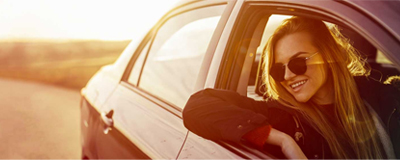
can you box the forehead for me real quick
[274,31,317,63]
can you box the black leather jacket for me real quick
[182,77,400,159]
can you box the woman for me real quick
[183,16,400,159]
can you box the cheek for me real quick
[307,64,329,85]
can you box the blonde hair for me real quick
[263,16,384,159]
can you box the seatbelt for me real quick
[364,100,395,159]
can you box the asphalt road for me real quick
[0,78,81,158]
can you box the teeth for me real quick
[291,80,307,88]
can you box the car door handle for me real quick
[101,110,114,134]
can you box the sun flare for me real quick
[0,0,179,41]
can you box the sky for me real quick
[0,0,179,41]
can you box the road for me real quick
[0,78,81,158]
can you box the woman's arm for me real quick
[182,88,279,143]
[182,88,307,159]
[267,128,307,159]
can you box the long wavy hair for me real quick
[262,16,384,159]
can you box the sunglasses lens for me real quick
[288,58,307,75]
[270,58,308,82]
[270,64,285,82]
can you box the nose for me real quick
[284,66,296,81]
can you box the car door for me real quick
[93,1,230,159]
[179,0,400,159]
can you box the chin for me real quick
[294,94,311,103]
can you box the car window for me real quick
[128,42,150,86]
[256,15,335,56]
[256,15,292,55]
[237,11,400,158]
[139,5,226,108]
[376,50,393,64]
[247,14,400,99]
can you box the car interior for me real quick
[235,13,400,159]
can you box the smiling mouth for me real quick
[290,80,308,89]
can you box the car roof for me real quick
[173,0,400,42]
[343,0,400,42]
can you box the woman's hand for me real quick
[266,128,307,159]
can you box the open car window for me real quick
[245,14,400,100]
[227,10,400,158]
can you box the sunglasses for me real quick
[270,51,319,82]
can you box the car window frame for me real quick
[243,0,400,67]
[120,1,233,116]
[121,31,154,84]
[217,1,400,95]
[137,5,228,109]
[124,36,152,86]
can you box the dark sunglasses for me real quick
[270,51,319,82]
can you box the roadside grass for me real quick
[0,40,130,90]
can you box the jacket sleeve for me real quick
[182,88,281,143]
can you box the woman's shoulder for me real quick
[354,76,400,97]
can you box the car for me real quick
[80,0,400,159]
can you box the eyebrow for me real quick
[289,52,309,60]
